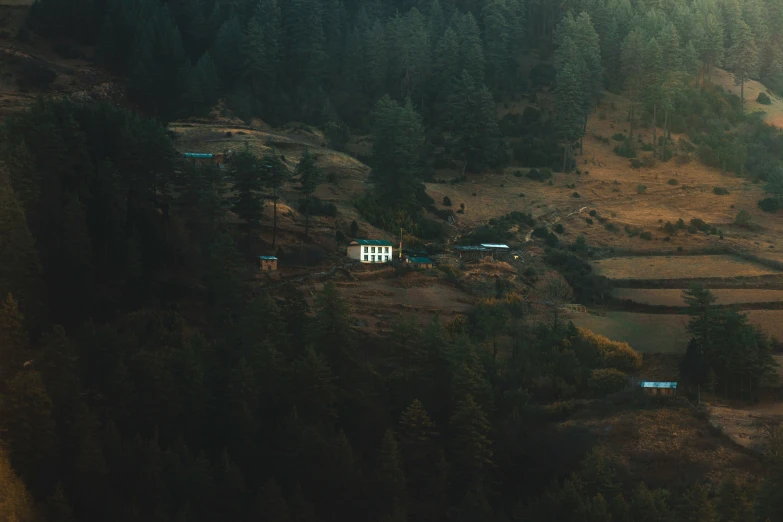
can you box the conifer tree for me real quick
[229,148,263,243]
[0,445,37,522]
[555,59,584,171]
[446,70,502,172]
[182,52,220,116]
[364,20,388,101]
[449,394,494,494]
[261,150,289,247]
[0,174,44,326]
[295,150,322,237]
[676,483,716,522]
[398,399,447,522]
[453,12,485,85]
[716,476,753,522]
[482,0,510,92]
[433,27,461,118]
[292,347,339,425]
[310,282,356,377]
[727,20,758,112]
[370,96,425,210]
[212,15,244,89]
[372,429,407,519]
[45,482,78,522]
[0,370,58,497]
[388,8,431,102]
[621,29,647,141]
[0,293,29,384]
[258,479,291,522]
[698,12,725,84]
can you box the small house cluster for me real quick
[454,243,511,261]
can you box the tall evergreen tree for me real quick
[445,70,502,172]
[372,429,407,519]
[211,15,244,89]
[555,58,584,171]
[295,150,322,237]
[482,0,511,92]
[449,394,494,495]
[398,399,447,522]
[727,20,758,112]
[261,149,290,247]
[229,148,264,244]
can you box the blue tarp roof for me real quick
[183,153,213,158]
[259,256,277,260]
[408,257,433,264]
[641,382,677,389]
[352,239,393,246]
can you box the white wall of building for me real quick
[347,244,394,263]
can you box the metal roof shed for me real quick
[352,239,394,246]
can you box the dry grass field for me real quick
[613,288,783,306]
[591,255,780,280]
[744,310,783,341]
[570,312,690,353]
[712,67,783,129]
[563,404,763,488]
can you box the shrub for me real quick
[17,63,57,90]
[572,192,580,198]
[604,222,619,233]
[758,198,780,212]
[639,231,653,240]
[663,221,677,235]
[687,225,697,233]
[641,143,654,151]
[758,92,772,105]
[677,246,684,252]
[675,153,692,165]
[589,210,597,217]
[637,184,647,194]
[324,121,350,151]
[532,226,549,239]
[735,210,751,227]
[585,217,593,225]
[335,229,346,243]
[612,133,626,141]
[614,139,637,158]
[589,369,630,397]
[690,218,709,232]
[299,197,337,217]
[527,168,552,182]
[676,218,686,230]
[442,196,452,206]
[554,224,565,234]
[513,170,523,177]
[713,186,729,195]
[350,220,359,237]
[630,159,642,169]
[545,232,560,247]
[667,178,679,185]
[578,327,642,372]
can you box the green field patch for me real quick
[591,255,780,281]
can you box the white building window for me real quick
[385,247,389,253]
[364,246,368,253]
[371,255,375,261]
[371,247,376,253]
[364,255,368,261]
[385,255,389,261]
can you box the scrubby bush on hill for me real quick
[758,92,772,105]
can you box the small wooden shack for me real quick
[454,245,489,261]
[406,256,434,269]
[640,381,677,397]
[259,255,278,271]
[183,152,226,166]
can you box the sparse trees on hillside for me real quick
[621,29,647,142]
[555,59,584,171]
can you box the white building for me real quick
[347,239,394,263]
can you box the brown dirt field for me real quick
[613,288,783,306]
[745,310,783,340]
[564,404,763,488]
[591,255,780,280]
[707,401,782,451]
[712,67,783,129]
[570,312,689,353]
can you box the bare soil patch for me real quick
[591,255,779,280]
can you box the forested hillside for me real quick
[3,0,783,521]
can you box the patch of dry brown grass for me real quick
[613,288,783,306]
[591,255,780,280]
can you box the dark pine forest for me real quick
[2,0,783,521]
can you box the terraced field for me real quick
[569,312,690,353]
[591,255,780,280]
[613,288,783,306]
